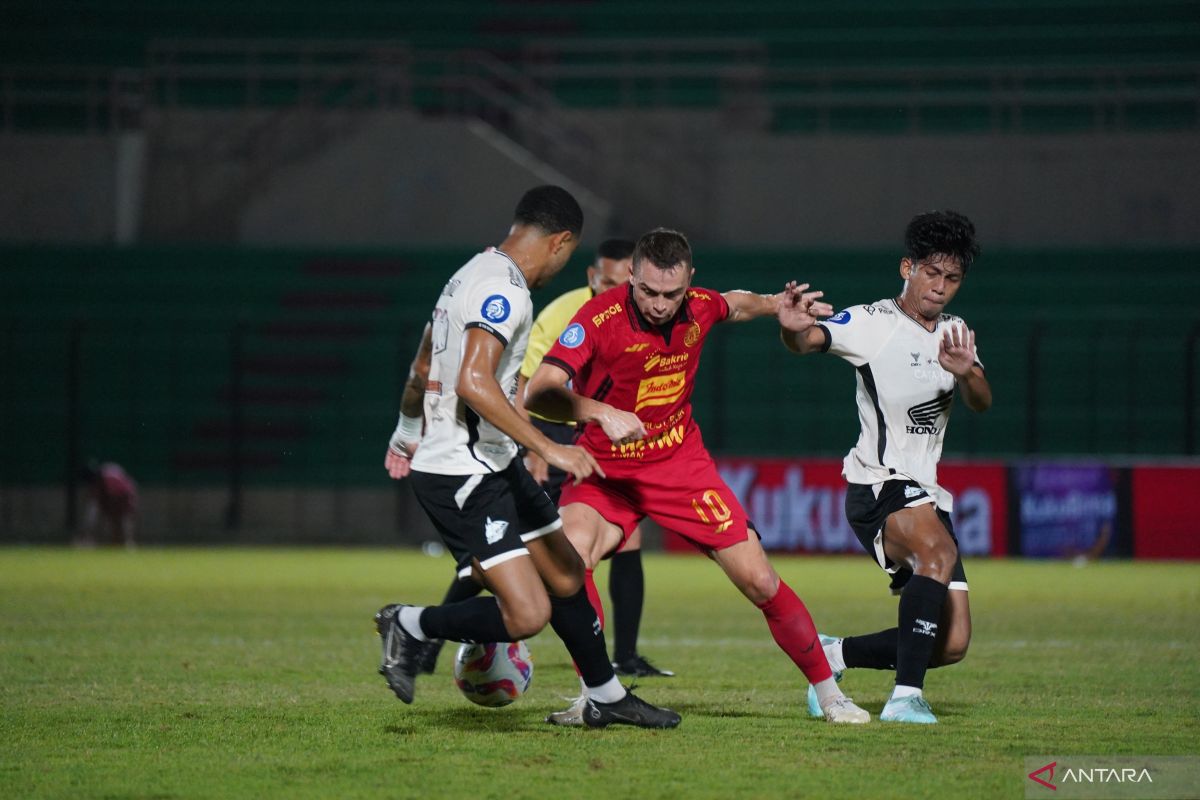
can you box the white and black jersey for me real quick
[818,298,982,512]
[411,249,533,475]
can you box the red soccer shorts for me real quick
[560,439,750,554]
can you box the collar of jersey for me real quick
[890,297,942,333]
[492,248,527,289]
[625,283,693,337]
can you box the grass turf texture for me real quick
[1,549,1197,799]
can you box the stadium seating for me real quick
[4,245,1197,486]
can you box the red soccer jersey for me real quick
[542,284,730,463]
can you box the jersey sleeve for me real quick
[541,302,600,380]
[462,272,531,348]
[819,305,886,367]
[694,288,731,325]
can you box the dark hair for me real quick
[513,185,584,237]
[596,238,635,261]
[633,228,692,272]
[905,210,980,273]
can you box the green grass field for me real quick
[1,548,1197,799]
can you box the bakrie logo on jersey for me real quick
[827,310,851,324]
[559,323,586,348]
[481,295,511,323]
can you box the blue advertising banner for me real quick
[1012,463,1130,558]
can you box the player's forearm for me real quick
[956,368,992,412]
[458,373,556,457]
[723,290,778,322]
[524,383,597,425]
[400,324,433,418]
[780,326,823,355]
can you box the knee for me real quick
[913,541,958,584]
[545,569,583,599]
[502,597,551,640]
[740,569,781,606]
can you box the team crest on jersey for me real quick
[827,310,851,324]
[559,323,586,348]
[481,295,511,323]
[684,321,702,347]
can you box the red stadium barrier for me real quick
[1131,466,1200,560]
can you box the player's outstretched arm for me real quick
[724,283,834,324]
[458,329,605,482]
[938,325,992,412]
[778,281,834,354]
[526,362,646,446]
[385,323,433,479]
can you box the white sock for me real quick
[585,676,627,704]
[891,684,923,700]
[825,638,847,673]
[397,606,429,642]
[813,677,843,709]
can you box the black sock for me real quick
[608,550,644,663]
[441,575,484,606]
[548,587,615,689]
[895,574,948,689]
[842,629,898,670]
[418,597,511,644]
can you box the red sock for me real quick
[584,568,606,629]
[756,580,833,684]
[572,568,606,679]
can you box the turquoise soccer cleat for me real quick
[880,693,938,724]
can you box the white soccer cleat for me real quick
[880,693,937,724]
[544,694,587,727]
[822,695,870,724]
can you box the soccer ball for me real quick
[453,641,534,707]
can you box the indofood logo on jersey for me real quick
[643,352,689,372]
[634,371,687,412]
[481,295,511,323]
[906,391,953,434]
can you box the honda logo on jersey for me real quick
[906,391,953,434]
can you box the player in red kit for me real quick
[526,228,871,725]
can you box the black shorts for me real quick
[530,417,577,505]
[410,460,561,578]
[844,480,968,593]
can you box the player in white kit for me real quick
[376,185,679,729]
[778,210,991,724]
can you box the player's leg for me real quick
[609,525,674,678]
[376,469,549,704]
[522,474,679,729]
[875,500,958,723]
[419,574,485,674]
[709,533,867,723]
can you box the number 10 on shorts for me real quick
[692,489,734,534]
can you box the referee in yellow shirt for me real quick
[420,239,674,679]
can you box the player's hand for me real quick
[543,443,606,485]
[777,281,834,332]
[385,442,418,479]
[938,323,977,377]
[524,449,551,485]
[595,407,646,447]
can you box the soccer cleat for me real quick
[374,604,425,704]
[880,693,938,724]
[806,634,844,718]
[821,696,871,724]
[612,654,675,678]
[583,690,682,729]
[418,639,445,675]
[544,694,588,727]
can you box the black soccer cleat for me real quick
[612,654,675,678]
[374,603,425,704]
[583,690,681,729]
[418,638,445,675]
